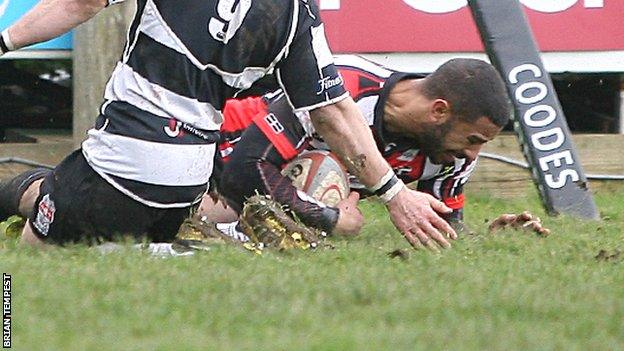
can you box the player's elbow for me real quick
[309,97,355,133]
[309,104,340,130]
[66,0,108,18]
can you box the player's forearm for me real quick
[310,98,391,190]
[5,0,107,50]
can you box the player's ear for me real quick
[430,99,451,124]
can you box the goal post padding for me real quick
[467,0,599,219]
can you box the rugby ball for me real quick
[281,150,350,206]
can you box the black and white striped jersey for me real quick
[83,0,348,208]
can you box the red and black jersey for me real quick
[219,56,473,213]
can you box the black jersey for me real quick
[82,0,348,208]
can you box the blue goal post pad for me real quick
[467,0,599,220]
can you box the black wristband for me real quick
[373,173,399,197]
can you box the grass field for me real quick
[2,184,623,350]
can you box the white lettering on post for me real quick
[546,169,580,189]
[508,62,579,189]
[531,128,565,152]
[524,105,557,128]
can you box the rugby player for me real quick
[0,0,458,249]
[201,56,511,240]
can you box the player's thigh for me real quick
[28,150,182,244]
[219,124,280,209]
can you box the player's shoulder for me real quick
[334,55,394,78]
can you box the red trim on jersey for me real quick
[385,151,426,182]
[221,96,267,133]
[443,194,465,210]
[253,113,298,161]
[338,67,384,100]
[220,97,268,163]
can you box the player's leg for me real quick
[21,150,104,245]
[0,168,50,219]
[195,156,239,222]
[194,95,272,223]
[17,178,48,247]
[219,119,340,234]
[219,94,309,211]
[22,150,192,246]
[196,195,239,222]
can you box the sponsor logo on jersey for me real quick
[264,113,285,134]
[164,118,218,141]
[164,118,184,138]
[441,165,455,175]
[316,75,343,95]
[33,194,55,236]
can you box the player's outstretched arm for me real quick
[310,98,389,189]
[310,98,457,250]
[1,0,108,54]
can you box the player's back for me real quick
[83,0,308,208]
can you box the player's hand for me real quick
[334,192,364,236]
[488,211,550,236]
[386,187,457,251]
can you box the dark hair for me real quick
[421,58,511,127]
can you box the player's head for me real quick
[421,58,511,127]
[417,59,511,164]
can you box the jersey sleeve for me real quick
[275,1,348,112]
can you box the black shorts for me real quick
[29,150,189,245]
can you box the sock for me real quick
[0,168,51,219]
[216,221,250,243]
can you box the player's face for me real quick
[421,116,502,164]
